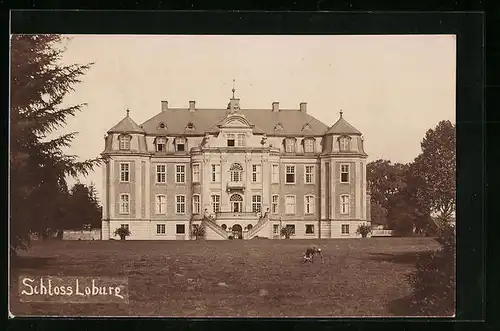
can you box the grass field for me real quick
[9,237,440,317]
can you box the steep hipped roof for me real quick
[140,108,329,136]
[108,113,145,134]
[325,112,362,135]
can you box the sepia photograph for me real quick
[9,34,456,317]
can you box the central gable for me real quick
[218,114,254,129]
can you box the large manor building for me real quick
[101,92,371,240]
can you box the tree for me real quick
[410,121,456,220]
[367,160,408,226]
[114,226,131,240]
[280,226,293,239]
[10,35,100,253]
[191,224,206,240]
[356,224,372,238]
[66,182,102,229]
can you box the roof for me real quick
[325,113,362,135]
[140,108,329,136]
[108,115,145,134]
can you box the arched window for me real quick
[230,163,243,182]
[230,194,244,213]
[339,136,351,152]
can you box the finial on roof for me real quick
[126,108,130,117]
[340,109,343,118]
[232,79,236,99]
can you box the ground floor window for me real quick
[156,224,166,235]
[120,224,129,231]
[176,224,186,234]
[341,224,350,235]
[305,224,314,234]
[273,224,279,234]
[286,224,296,235]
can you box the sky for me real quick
[52,34,456,200]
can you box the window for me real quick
[237,134,246,146]
[156,164,166,183]
[271,195,279,214]
[340,164,350,183]
[252,195,262,213]
[339,136,351,151]
[341,224,350,235]
[305,224,315,234]
[176,224,186,234]
[120,163,130,182]
[230,163,243,182]
[175,165,186,183]
[227,134,235,147]
[119,194,130,214]
[192,164,200,183]
[340,195,350,215]
[273,224,279,235]
[159,122,166,129]
[175,195,186,214]
[304,195,315,214]
[286,224,296,235]
[155,195,166,214]
[192,195,200,214]
[305,165,315,184]
[175,137,186,152]
[119,135,131,150]
[230,194,243,213]
[304,138,315,153]
[285,138,295,153]
[211,195,220,213]
[156,137,166,152]
[156,224,166,235]
[120,224,129,231]
[252,164,261,183]
[186,122,195,130]
[285,165,295,184]
[271,164,279,183]
[285,195,296,215]
[211,164,221,183]
[221,224,227,230]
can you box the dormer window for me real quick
[339,136,351,152]
[274,123,284,131]
[186,122,195,131]
[303,138,315,153]
[155,137,166,152]
[175,137,186,152]
[227,134,235,147]
[285,138,296,153]
[159,122,166,129]
[119,135,131,150]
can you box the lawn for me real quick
[9,237,440,317]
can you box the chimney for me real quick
[272,102,279,112]
[300,102,307,113]
[189,101,196,112]
[161,100,168,112]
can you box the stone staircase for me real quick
[247,210,270,239]
[202,215,229,240]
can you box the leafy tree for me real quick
[367,160,408,226]
[356,224,372,238]
[280,226,293,239]
[10,35,100,253]
[191,224,206,240]
[410,121,456,220]
[66,182,102,229]
[114,226,131,240]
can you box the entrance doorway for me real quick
[232,224,243,239]
[230,194,243,213]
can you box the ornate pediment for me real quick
[218,114,254,129]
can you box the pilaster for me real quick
[109,159,115,219]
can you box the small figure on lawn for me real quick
[302,246,323,263]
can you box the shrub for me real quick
[113,227,131,240]
[356,224,372,238]
[280,227,293,239]
[406,220,455,316]
[191,224,205,240]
